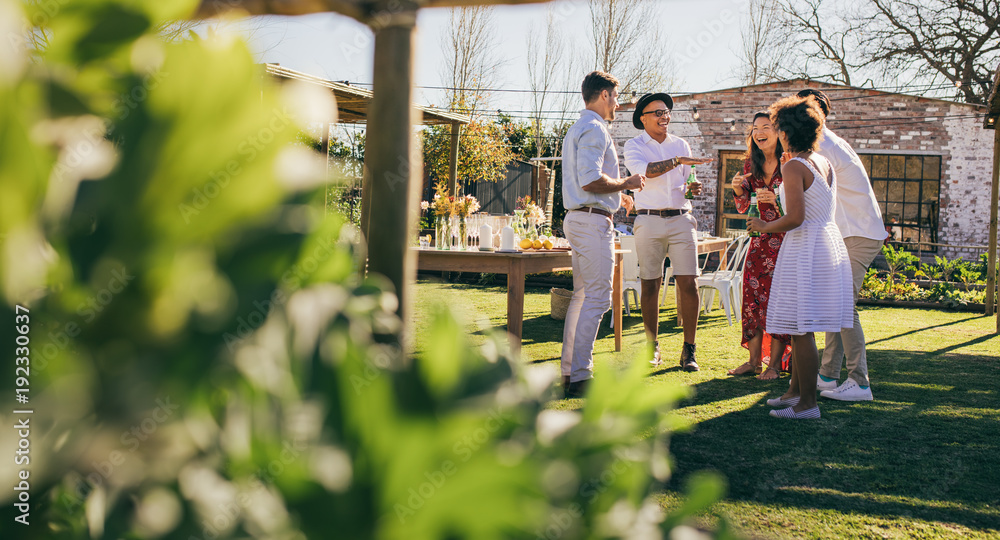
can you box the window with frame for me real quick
[858,154,941,252]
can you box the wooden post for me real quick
[360,152,373,245]
[987,127,1000,330]
[448,122,461,196]
[321,122,330,214]
[365,10,420,335]
[506,258,525,355]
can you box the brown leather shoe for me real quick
[566,378,591,398]
[680,342,699,372]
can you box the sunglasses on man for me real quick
[641,109,671,118]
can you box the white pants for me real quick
[561,211,615,382]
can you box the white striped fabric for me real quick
[766,395,800,408]
[769,406,821,419]
[766,157,854,336]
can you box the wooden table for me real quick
[697,237,732,268]
[415,248,626,352]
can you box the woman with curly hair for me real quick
[747,95,853,419]
[728,112,793,380]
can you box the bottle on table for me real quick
[748,193,760,237]
[684,165,696,199]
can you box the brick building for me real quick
[608,79,991,260]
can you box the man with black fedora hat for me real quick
[623,92,713,371]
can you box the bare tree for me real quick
[853,0,1000,104]
[526,7,566,158]
[738,0,788,85]
[777,0,856,85]
[440,6,504,113]
[587,0,676,94]
[158,20,203,42]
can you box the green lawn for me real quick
[414,278,1000,539]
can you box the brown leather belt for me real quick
[572,207,613,218]
[637,209,688,217]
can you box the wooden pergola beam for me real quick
[195,0,548,20]
[448,122,461,196]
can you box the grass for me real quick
[413,278,1000,540]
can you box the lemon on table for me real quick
[519,238,533,250]
[543,240,553,249]
[532,239,543,249]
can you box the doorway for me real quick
[716,150,747,238]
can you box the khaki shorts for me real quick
[632,212,699,279]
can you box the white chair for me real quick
[659,265,675,306]
[699,235,749,309]
[617,235,641,321]
[696,235,751,326]
[661,241,714,326]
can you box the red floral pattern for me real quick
[735,159,792,369]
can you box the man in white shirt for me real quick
[561,71,645,398]
[798,89,888,401]
[623,93,713,371]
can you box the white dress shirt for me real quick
[561,109,622,214]
[817,127,889,241]
[623,131,693,210]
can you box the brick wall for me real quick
[606,80,993,260]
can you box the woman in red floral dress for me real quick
[727,112,793,380]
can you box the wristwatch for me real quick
[669,157,677,169]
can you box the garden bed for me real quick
[858,298,988,312]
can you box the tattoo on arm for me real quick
[646,159,674,177]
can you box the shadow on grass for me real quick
[662,339,1000,533]
[864,313,984,346]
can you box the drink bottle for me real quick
[748,193,760,237]
[684,165,696,199]
[774,191,784,217]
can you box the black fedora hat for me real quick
[632,92,674,129]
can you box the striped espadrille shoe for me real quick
[769,406,821,419]
[765,395,800,408]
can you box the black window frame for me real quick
[858,153,941,253]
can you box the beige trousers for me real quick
[820,236,883,386]
[561,211,615,382]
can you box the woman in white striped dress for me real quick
[747,95,854,420]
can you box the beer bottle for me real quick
[748,193,760,237]
[774,191,784,217]
[684,165,696,199]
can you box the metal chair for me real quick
[612,235,641,329]
[697,235,752,326]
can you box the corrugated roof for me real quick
[264,63,468,126]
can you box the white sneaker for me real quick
[820,378,873,401]
[816,375,838,392]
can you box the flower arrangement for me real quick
[453,194,480,218]
[514,195,533,211]
[423,182,479,218]
[516,195,545,222]
[429,180,452,218]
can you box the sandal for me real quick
[757,366,781,380]
[728,361,762,376]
